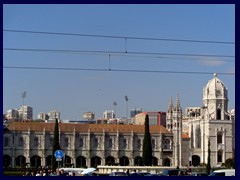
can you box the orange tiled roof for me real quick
[7,122,171,134]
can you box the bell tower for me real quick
[167,95,182,167]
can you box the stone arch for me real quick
[192,155,200,167]
[151,156,158,166]
[76,156,86,167]
[30,155,41,168]
[3,154,11,168]
[15,155,26,167]
[106,156,115,165]
[134,156,142,166]
[45,155,52,167]
[120,156,129,166]
[163,157,171,166]
[91,156,101,167]
[4,137,9,147]
[64,155,73,167]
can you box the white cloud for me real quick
[198,58,226,66]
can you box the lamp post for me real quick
[113,101,117,118]
[21,91,26,122]
[124,96,128,119]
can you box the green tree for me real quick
[206,138,211,175]
[51,119,61,169]
[142,114,152,166]
[224,158,235,169]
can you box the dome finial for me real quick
[213,73,217,77]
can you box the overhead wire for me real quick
[3,48,235,59]
[3,29,235,45]
[3,29,235,76]
[3,66,235,76]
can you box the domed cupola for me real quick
[203,73,228,101]
[203,73,229,120]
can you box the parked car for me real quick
[209,169,235,176]
[109,171,128,176]
[161,169,183,176]
[191,172,208,176]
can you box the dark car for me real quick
[161,169,183,176]
[109,171,128,176]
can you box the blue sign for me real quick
[54,150,63,159]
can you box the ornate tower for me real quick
[166,95,182,167]
[203,73,228,121]
[202,73,233,166]
[166,96,173,132]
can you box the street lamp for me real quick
[113,101,117,118]
[124,96,128,119]
[21,91,26,122]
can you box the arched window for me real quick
[195,126,201,148]
[122,138,126,148]
[152,139,155,149]
[79,137,83,148]
[217,150,223,163]
[163,139,170,149]
[18,137,24,147]
[163,139,171,149]
[108,138,112,148]
[4,137,9,147]
[217,109,221,120]
[49,137,53,147]
[34,137,39,147]
[137,138,141,149]
[217,132,223,144]
[64,137,69,147]
[94,137,98,148]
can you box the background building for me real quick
[48,110,60,121]
[103,110,115,119]
[134,111,166,126]
[130,108,143,118]
[83,112,95,120]
[6,109,19,119]
[37,112,49,121]
[3,122,172,168]
[18,105,33,120]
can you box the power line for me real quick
[3,66,235,76]
[3,29,235,45]
[3,48,235,59]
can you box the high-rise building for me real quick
[37,112,49,121]
[6,109,19,119]
[130,108,143,118]
[83,112,95,120]
[18,105,33,120]
[103,110,115,119]
[48,110,60,121]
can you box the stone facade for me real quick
[3,123,174,168]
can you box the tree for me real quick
[224,158,235,169]
[142,114,152,166]
[51,119,61,169]
[206,138,211,175]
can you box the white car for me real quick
[209,169,235,176]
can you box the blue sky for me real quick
[3,4,235,120]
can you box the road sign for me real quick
[54,150,63,159]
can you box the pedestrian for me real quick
[126,169,130,176]
[178,170,184,176]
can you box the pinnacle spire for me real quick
[174,94,181,111]
[168,96,173,113]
